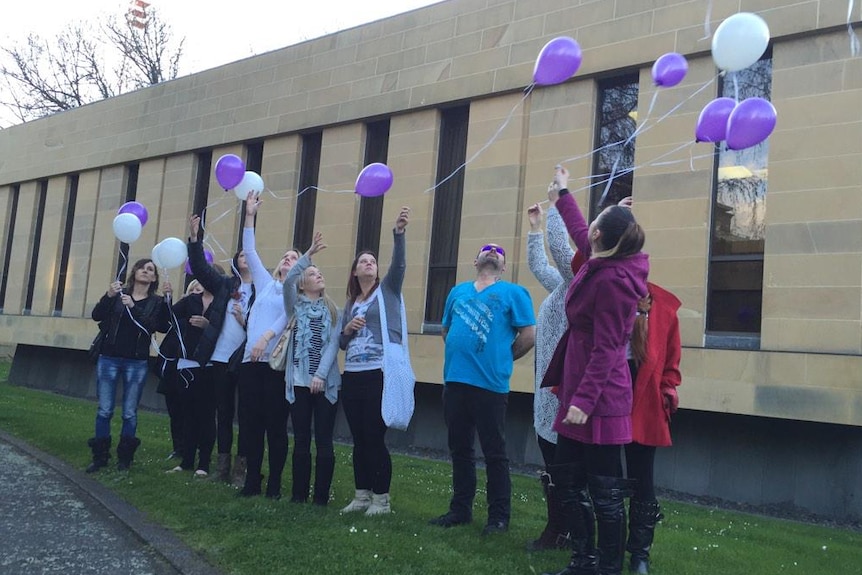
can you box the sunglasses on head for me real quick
[479,244,505,257]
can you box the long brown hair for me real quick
[346,250,379,304]
[123,258,160,296]
[593,206,645,259]
[631,292,652,366]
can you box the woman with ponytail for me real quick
[542,166,648,575]
[624,284,682,574]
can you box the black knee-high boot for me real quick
[542,463,597,575]
[116,436,141,471]
[528,469,570,550]
[589,475,636,575]
[627,500,663,574]
[86,437,111,473]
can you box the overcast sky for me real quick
[0,0,443,125]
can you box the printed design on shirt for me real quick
[346,299,382,364]
[453,295,499,353]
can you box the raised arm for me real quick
[188,214,227,295]
[553,167,592,258]
[381,206,409,295]
[546,206,576,283]
[527,202,563,293]
[242,194,272,288]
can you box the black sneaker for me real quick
[482,520,509,535]
[429,512,472,528]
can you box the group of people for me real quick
[84,164,681,575]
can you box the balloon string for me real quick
[597,156,620,207]
[699,0,714,41]
[849,0,861,56]
[732,73,739,102]
[558,75,717,168]
[115,250,128,282]
[423,88,532,194]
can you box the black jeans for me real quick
[341,369,391,494]
[238,362,290,494]
[537,434,557,469]
[624,442,656,502]
[291,386,338,502]
[211,361,238,456]
[178,366,217,472]
[443,381,511,524]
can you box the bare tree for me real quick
[0,6,184,125]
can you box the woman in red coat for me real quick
[625,283,681,574]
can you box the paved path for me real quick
[0,432,220,575]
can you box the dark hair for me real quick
[595,206,645,259]
[123,258,160,296]
[231,250,243,278]
[346,250,379,303]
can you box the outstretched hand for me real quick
[245,191,261,217]
[553,165,569,192]
[189,215,201,242]
[395,206,410,233]
[527,203,543,231]
[307,231,327,257]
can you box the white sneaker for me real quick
[194,469,208,478]
[341,489,372,513]
[165,466,184,474]
[365,493,391,516]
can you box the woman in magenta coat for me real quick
[542,166,648,575]
[625,283,682,574]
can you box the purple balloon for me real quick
[118,201,148,227]
[695,97,737,143]
[355,163,394,198]
[726,97,777,151]
[652,52,688,87]
[215,154,245,190]
[185,250,214,275]
[533,37,583,86]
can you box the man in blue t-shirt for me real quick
[429,242,536,535]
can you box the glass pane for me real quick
[424,266,457,324]
[712,58,772,256]
[707,259,763,333]
[591,76,638,218]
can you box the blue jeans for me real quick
[95,356,149,439]
[443,381,511,524]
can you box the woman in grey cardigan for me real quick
[339,206,410,516]
[282,231,342,505]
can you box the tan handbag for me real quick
[268,324,292,371]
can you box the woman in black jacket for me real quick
[87,258,169,472]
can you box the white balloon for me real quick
[112,213,142,244]
[157,237,188,269]
[234,171,265,201]
[151,241,165,268]
[711,12,770,72]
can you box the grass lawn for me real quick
[0,364,857,575]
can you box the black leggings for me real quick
[624,442,656,502]
[537,435,557,469]
[554,435,623,478]
[341,369,391,494]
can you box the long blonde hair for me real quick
[299,265,338,327]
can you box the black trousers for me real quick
[341,369,391,494]
[553,436,622,478]
[211,361,238,456]
[237,362,289,492]
[443,381,511,524]
[178,365,217,472]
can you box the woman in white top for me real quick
[236,192,294,499]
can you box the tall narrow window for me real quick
[193,151,212,217]
[54,175,79,315]
[293,132,322,253]
[237,142,264,249]
[424,105,470,326]
[0,185,21,314]
[356,119,391,256]
[591,74,639,220]
[118,163,139,281]
[23,180,48,314]
[706,54,772,343]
